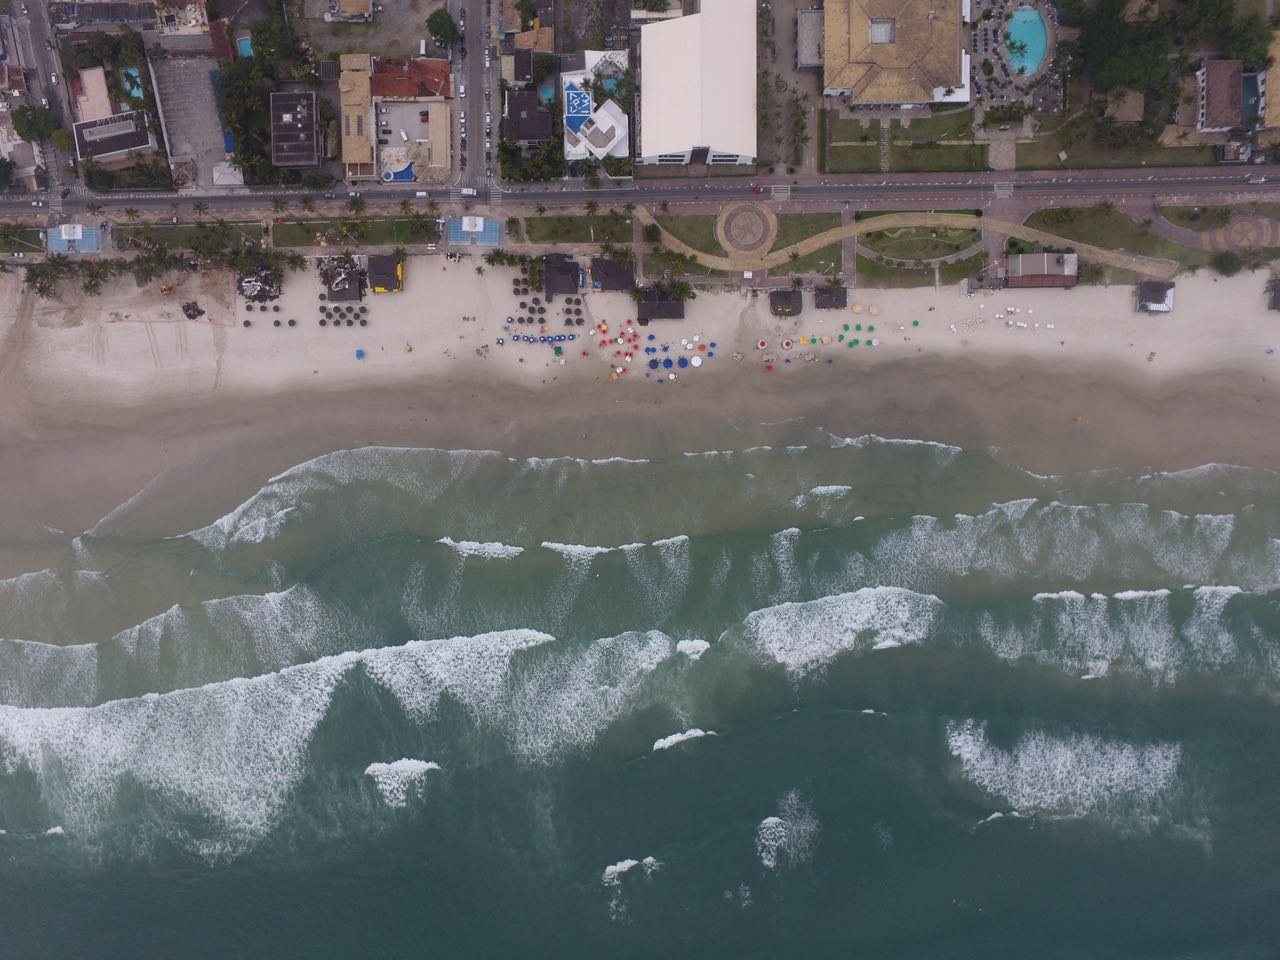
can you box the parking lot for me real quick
[374,99,451,181]
[302,0,451,58]
[151,58,228,189]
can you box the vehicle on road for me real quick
[461,187,477,196]
[1247,176,1267,184]
[31,200,43,206]
[11,252,24,258]
[40,98,47,106]
[377,138,389,145]
[459,84,466,98]
[20,4,28,13]
[752,185,764,193]
[60,188,70,198]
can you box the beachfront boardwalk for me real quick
[636,205,1180,280]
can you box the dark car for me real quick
[377,138,389,145]
[60,187,70,198]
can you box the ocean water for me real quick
[2,436,1280,957]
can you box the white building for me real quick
[637,0,756,166]
[561,50,630,162]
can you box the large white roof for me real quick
[639,0,757,158]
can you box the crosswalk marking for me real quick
[770,184,791,201]
[993,182,1014,198]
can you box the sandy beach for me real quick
[2,256,1280,552]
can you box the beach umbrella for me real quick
[288,319,296,327]
[243,320,251,327]
[320,318,327,326]
[356,349,365,359]
[869,305,880,316]
[347,319,354,326]
[691,355,702,367]
[663,358,673,368]
[360,319,367,326]
[273,319,281,327]
[852,303,863,313]
[678,357,688,368]
[272,304,280,312]
[245,304,254,312]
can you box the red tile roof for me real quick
[370,58,452,98]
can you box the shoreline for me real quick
[3,261,1280,550]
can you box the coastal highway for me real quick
[0,166,1274,219]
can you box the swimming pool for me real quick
[1006,6,1048,75]
[123,66,143,99]
[382,163,415,182]
[236,35,254,57]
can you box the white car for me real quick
[31,200,43,207]
[459,84,466,98]
[40,97,47,107]
[485,112,491,124]
[11,252,24,258]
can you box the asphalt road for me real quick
[0,165,1270,220]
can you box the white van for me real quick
[460,187,477,196]
[459,83,466,98]
[400,129,409,142]
[420,39,427,56]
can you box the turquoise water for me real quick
[3,436,1280,956]
[236,35,253,57]
[1007,6,1048,75]
[122,66,142,99]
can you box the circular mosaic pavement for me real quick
[716,202,779,257]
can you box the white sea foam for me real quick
[45,826,64,836]
[676,638,710,661]
[0,626,671,860]
[653,728,714,752]
[436,537,524,560]
[871,500,1279,592]
[741,588,943,677]
[827,433,962,461]
[946,719,1181,824]
[0,639,98,708]
[978,586,1256,683]
[589,456,651,465]
[364,759,441,808]
[755,790,819,871]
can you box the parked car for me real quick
[377,138,389,145]
[485,112,491,124]
[20,4,28,13]
[30,200,43,207]
[40,98,47,106]
[11,252,24,258]
[419,110,429,122]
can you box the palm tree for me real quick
[659,200,669,214]
[193,200,209,220]
[301,196,316,214]
[623,202,635,215]
[272,196,288,214]
[86,202,104,216]
[535,203,546,216]
[392,245,407,263]
[475,265,485,276]
[399,199,413,215]
[348,196,367,216]
[285,252,307,272]
[427,198,440,217]
[123,207,140,222]
[585,200,599,217]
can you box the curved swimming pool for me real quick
[1006,6,1048,75]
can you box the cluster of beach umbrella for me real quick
[317,301,369,328]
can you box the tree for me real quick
[1080,0,1172,93]
[301,196,316,214]
[1210,250,1242,276]
[427,198,440,217]
[475,265,485,275]
[193,201,209,219]
[348,196,367,216]
[11,106,57,143]
[584,200,599,216]
[400,198,413,215]
[123,207,140,222]
[1224,14,1272,67]
[51,128,74,154]
[535,203,546,215]
[643,223,661,243]
[427,8,462,45]
[272,196,288,213]
[623,202,635,215]
[392,246,407,264]
[0,157,14,191]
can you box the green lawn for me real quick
[644,248,732,278]
[890,142,988,172]
[854,255,936,288]
[860,225,982,261]
[827,111,876,144]
[1016,136,1216,170]
[655,215,723,255]
[894,109,976,143]
[1023,205,1209,270]
[827,145,882,173]
[273,218,416,246]
[938,252,988,285]
[771,213,842,252]
[1159,203,1280,231]
[0,227,46,252]
[116,221,263,250]
[525,213,632,244]
[772,243,842,277]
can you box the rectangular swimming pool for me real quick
[236,35,254,57]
